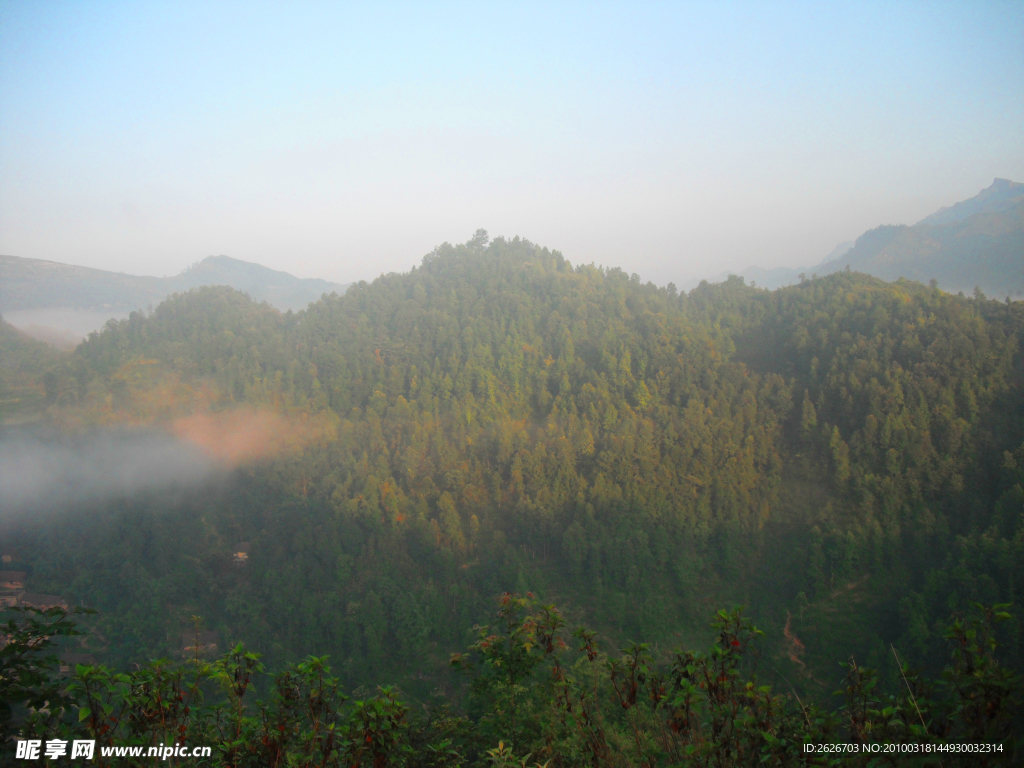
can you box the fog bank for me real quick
[0,428,219,514]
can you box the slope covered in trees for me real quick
[0,317,62,422]
[2,233,1022,717]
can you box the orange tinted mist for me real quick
[169,408,321,467]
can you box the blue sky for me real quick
[1,1,1021,286]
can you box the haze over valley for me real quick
[0,253,348,344]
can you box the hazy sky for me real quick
[1,1,1022,287]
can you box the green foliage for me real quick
[0,607,86,741]
[452,596,832,766]
[0,317,64,421]
[9,597,1015,766]
[3,233,1024,735]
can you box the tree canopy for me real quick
[2,234,1022,764]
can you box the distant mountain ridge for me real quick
[820,240,855,263]
[916,177,1024,226]
[719,179,1024,297]
[0,254,349,314]
[170,256,348,312]
[824,179,1023,297]
[0,255,165,314]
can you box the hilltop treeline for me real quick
[4,232,1023,707]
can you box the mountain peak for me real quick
[916,177,1024,226]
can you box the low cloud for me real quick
[0,428,216,514]
[0,407,331,516]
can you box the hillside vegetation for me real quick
[2,233,1022,762]
[0,317,63,422]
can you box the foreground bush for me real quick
[1,595,1019,766]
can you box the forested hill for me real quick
[0,318,61,422]
[7,233,1024,704]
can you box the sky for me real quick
[1,1,1022,287]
